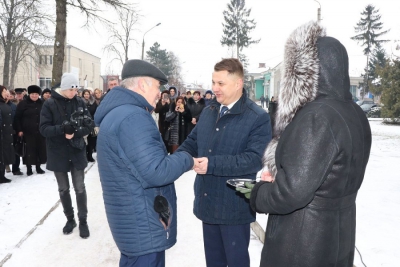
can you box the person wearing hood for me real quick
[40,73,94,239]
[245,21,372,267]
[94,59,194,267]
[168,86,178,101]
[204,90,213,106]
[81,89,97,162]
[186,90,205,134]
[14,85,47,176]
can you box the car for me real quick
[360,103,377,114]
[367,106,382,118]
[356,98,374,106]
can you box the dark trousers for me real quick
[54,164,87,221]
[119,251,165,267]
[203,222,250,267]
[12,154,20,173]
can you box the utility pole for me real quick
[141,23,161,60]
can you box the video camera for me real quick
[62,107,94,130]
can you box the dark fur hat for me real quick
[15,88,26,94]
[28,85,42,95]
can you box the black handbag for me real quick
[163,127,171,141]
[15,136,26,157]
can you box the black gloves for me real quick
[62,122,75,135]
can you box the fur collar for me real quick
[264,21,326,177]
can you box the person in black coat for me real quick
[82,89,98,162]
[0,86,15,184]
[249,21,372,267]
[40,73,94,239]
[186,90,205,134]
[167,96,191,153]
[15,85,47,176]
[154,90,170,151]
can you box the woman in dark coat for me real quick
[167,96,191,153]
[14,85,46,176]
[186,90,205,134]
[0,86,15,183]
[82,89,98,162]
[154,90,170,151]
[249,22,372,267]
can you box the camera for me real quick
[62,107,94,130]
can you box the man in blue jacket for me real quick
[177,58,272,267]
[94,59,194,267]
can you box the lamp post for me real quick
[141,23,161,60]
[314,0,321,22]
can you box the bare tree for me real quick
[0,0,52,88]
[168,52,185,91]
[52,0,129,86]
[103,8,140,68]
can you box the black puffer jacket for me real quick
[40,89,93,172]
[250,22,372,267]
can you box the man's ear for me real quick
[139,78,147,93]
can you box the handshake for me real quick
[192,157,208,174]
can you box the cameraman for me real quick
[40,73,93,239]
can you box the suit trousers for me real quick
[202,222,250,267]
[119,251,165,267]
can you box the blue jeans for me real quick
[203,223,250,267]
[54,164,87,221]
[119,251,165,267]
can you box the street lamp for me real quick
[141,23,161,60]
[314,0,321,22]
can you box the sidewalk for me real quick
[1,159,263,267]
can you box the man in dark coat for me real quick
[40,73,94,239]
[186,90,205,134]
[95,59,194,267]
[248,22,372,267]
[177,58,272,267]
[15,85,47,176]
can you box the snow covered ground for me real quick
[0,120,399,267]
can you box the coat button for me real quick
[204,193,207,196]
[209,149,212,152]
[216,128,219,131]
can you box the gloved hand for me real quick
[236,182,255,199]
[62,123,75,135]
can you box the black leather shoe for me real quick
[79,221,90,239]
[13,171,24,176]
[63,219,77,235]
[27,169,33,176]
[36,167,45,174]
[0,177,12,183]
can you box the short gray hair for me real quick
[121,77,153,89]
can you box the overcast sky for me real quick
[63,0,400,89]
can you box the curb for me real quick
[0,162,96,267]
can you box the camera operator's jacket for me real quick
[94,87,193,257]
[40,89,92,172]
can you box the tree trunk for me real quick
[9,41,18,90]
[2,18,13,88]
[52,0,67,86]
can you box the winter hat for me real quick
[121,59,168,85]
[41,88,51,96]
[60,73,79,90]
[205,90,213,96]
[28,85,42,94]
[15,88,26,94]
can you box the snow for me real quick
[0,120,399,266]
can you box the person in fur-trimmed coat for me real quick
[248,21,372,267]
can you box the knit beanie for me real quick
[60,73,79,90]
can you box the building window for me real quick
[49,55,53,65]
[350,85,357,97]
[39,77,52,89]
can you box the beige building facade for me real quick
[0,44,102,90]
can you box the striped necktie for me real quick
[220,105,229,117]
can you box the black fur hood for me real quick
[264,21,351,176]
